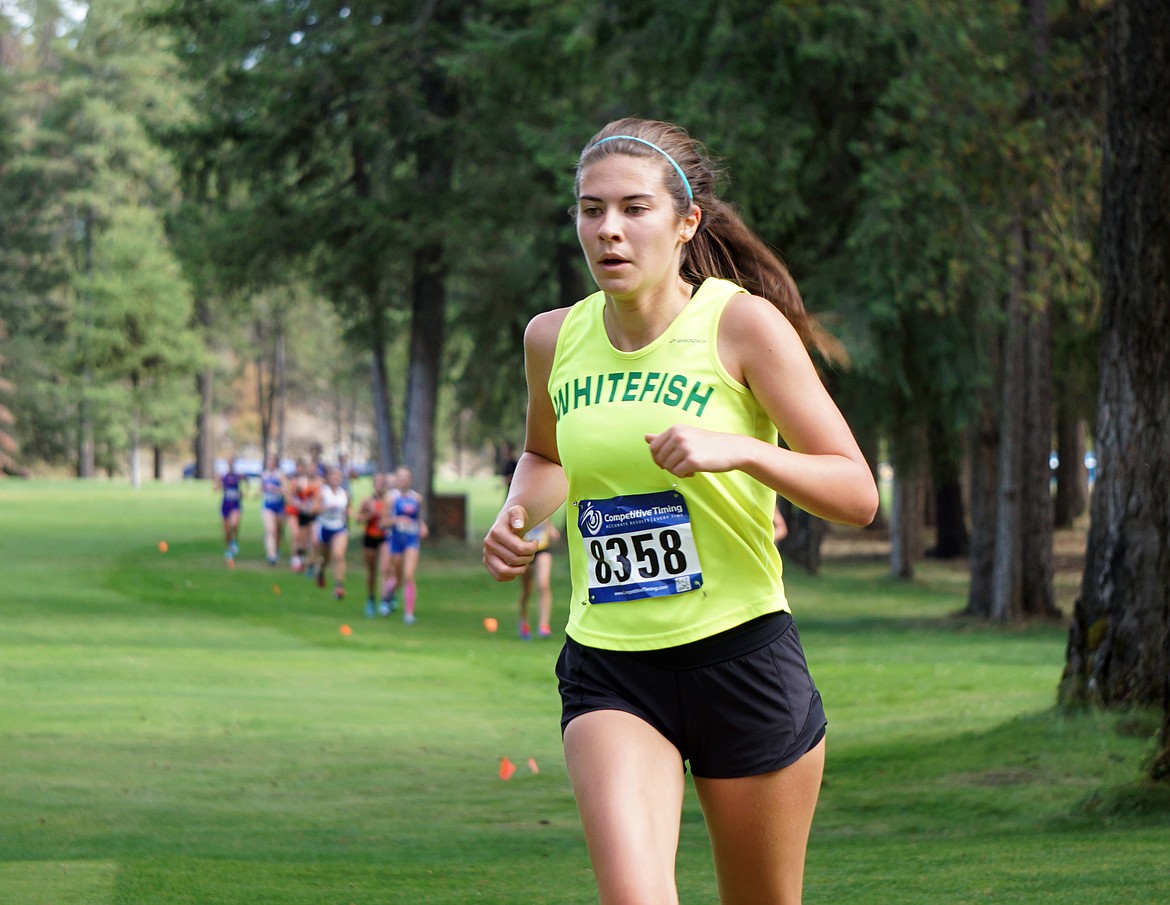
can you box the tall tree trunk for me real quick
[1020,286,1057,618]
[989,222,1028,621]
[193,294,215,479]
[986,0,1059,622]
[153,445,164,481]
[890,458,926,580]
[1061,0,1170,784]
[276,321,287,457]
[256,338,271,457]
[990,224,1058,618]
[403,242,446,503]
[370,349,398,472]
[1017,0,1058,621]
[889,416,928,580]
[77,206,95,478]
[77,398,95,478]
[363,281,397,471]
[129,373,141,489]
[966,402,999,617]
[402,58,455,504]
[1053,409,1087,527]
[928,416,968,559]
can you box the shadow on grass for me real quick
[820,705,1170,840]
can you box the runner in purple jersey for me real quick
[214,458,244,561]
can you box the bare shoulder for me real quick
[524,307,573,377]
[525,307,572,352]
[721,292,800,345]
[719,293,807,385]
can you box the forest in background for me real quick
[0,0,1104,564]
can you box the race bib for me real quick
[577,490,703,603]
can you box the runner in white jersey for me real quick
[315,466,351,599]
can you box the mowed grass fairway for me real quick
[1,480,1167,904]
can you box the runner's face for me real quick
[576,155,689,300]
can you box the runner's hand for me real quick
[483,504,539,581]
[644,426,740,479]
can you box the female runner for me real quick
[259,453,288,565]
[382,466,428,625]
[483,118,878,905]
[357,472,391,617]
[315,465,350,599]
[214,457,244,562]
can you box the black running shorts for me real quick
[556,612,826,779]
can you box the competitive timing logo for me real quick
[579,502,604,536]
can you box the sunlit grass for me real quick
[0,479,1164,904]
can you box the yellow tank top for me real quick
[551,277,788,651]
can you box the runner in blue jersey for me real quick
[259,453,288,566]
[381,466,428,624]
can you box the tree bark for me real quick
[989,224,1028,622]
[1053,410,1087,528]
[966,401,999,617]
[928,416,968,558]
[984,1,1060,622]
[77,207,95,478]
[193,293,215,479]
[1019,278,1057,619]
[129,373,141,489]
[777,499,826,577]
[1061,0,1170,762]
[275,322,287,457]
[400,34,455,502]
[889,455,926,580]
[989,211,1058,622]
[403,241,446,503]
[369,346,398,472]
[256,335,271,457]
[77,397,95,478]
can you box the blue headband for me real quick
[592,134,694,201]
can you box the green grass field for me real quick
[1,479,1166,904]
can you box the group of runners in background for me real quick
[214,446,427,624]
[214,443,563,638]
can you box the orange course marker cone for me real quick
[339,624,353,637]
[483,617,499,633]
[498,756,517,781]
[158,541,168,553]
